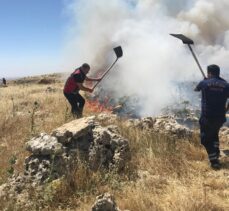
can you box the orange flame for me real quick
[86,97,113,113]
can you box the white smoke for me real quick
[63,0,229,116]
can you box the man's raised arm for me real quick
[76,83,93,93]
[85,76,101,82]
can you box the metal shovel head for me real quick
[113,46,123,58]
[170,34,194,45]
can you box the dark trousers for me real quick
[199,117,224,163]
[64,92,85,118]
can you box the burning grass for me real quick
[86,99,113,114]
[0,81,229,210]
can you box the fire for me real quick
[85,79,114,113]
[86,97,113,113]
[85,87,140,118]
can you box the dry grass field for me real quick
[0,78,229,210]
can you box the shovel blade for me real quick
[170,34,194,45]
[114,46,123,58]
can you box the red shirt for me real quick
[64,68,86,93]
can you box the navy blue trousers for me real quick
[199,117,224,162]
[64,92,85,117]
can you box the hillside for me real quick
[0,77,229,211]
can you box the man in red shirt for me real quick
[64,63,101,118]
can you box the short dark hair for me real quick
[207,64,220,76]
[81,63,90,70]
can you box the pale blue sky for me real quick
[0,0,71,78]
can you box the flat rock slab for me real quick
[51,117,95,144]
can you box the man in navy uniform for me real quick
[64,63,101,118]
[195,64,229,169]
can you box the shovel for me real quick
[170,34,206,78]
[92,46,123,89]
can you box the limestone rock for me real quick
[89,126,130,172]
[51,117,94,144]
[92,193,120,211]
[0,116,131,209]
[153,116,192,137]
[22,117,130,185]
[127,116,192,138]
[24,155,52,183]
[97,113,118,123]
[26,133,63,155]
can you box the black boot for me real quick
[210,159,221,170]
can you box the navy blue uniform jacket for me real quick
[195,77,229,121]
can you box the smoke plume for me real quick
[63,0,229,116]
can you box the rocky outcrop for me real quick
[127,116,193,138]
[97,113,193,138]
[27,117,130,183]
[0,116,131,205]
[92,193,121,211]
[52,117,95,144]
[97,113,118,124]
[26,133,63,155]
[153,116,193,138]
[89,126,130,172]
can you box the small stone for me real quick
[92,193,120,211]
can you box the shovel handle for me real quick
[188,44,206,78]
[92,58,119,90]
